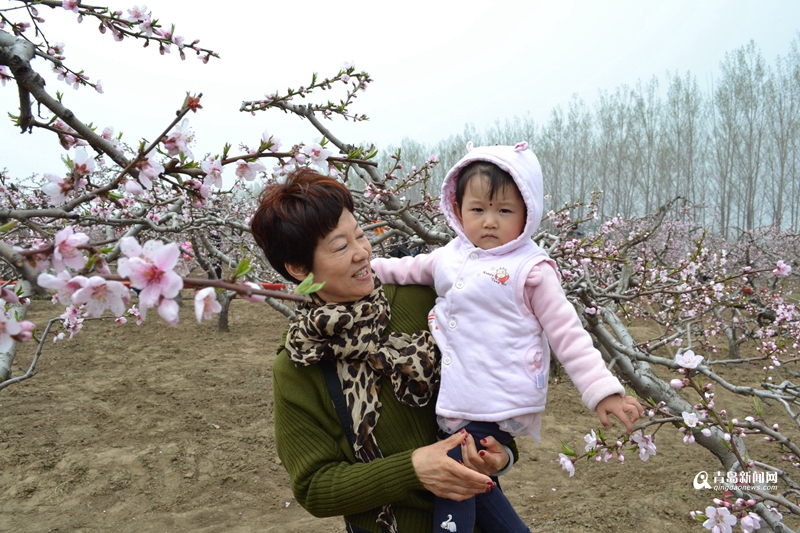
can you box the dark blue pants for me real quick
[434,421,530,533]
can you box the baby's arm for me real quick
[526,264,642,431]
[371,249,440,286]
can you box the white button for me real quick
[456,281,464,289]
[469,253,478,260]
[449,320,457,328]
[443,357,452,365]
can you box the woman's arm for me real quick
[273,354,423,517]
[273,353,500,516]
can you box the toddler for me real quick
[371,143,642,533]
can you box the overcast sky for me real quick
[2,0,799,181]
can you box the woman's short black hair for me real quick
[250,168,354,283]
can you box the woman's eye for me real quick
[357,233,366,240]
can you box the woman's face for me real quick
[304,209,373,303]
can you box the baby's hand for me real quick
[595,395,644,433]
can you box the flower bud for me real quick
[670,379,685,389]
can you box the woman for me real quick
[251,168,512,533]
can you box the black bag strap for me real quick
[320,360,357,452]
[320,361,391,533]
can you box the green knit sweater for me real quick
[274,284,509,533]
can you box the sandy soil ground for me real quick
[2,294,795,533]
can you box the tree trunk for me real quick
[0,280,32,382]
[217,291,235,332]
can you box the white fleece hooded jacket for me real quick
[372,144,624,440]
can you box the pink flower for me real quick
[162,119,194,159]
[773,260,792,277]
[65,72,80,90]
[263,132,280,151]
[670,378,685,389]
[52,226,89,272]
[126,5,148,22]
[124,179,144,196]
[13,320,35,343]
[302,142,333,167]
[0,66,10,87]
[235,159,266,182]
[584,430,599,452]
[42,174,71,205]
[71,276,130,318]
[0,309,22,352]
[62,0,79,14]
[118,238,183,309]
[240,282,266,303]
[194,287,221,322]
[37,272,88,305]
[0,287,20,305]
[631,431,657,461]
[740,512,761,533]
[72,147,95,177]
[135,151,164,190]
[157,296,180,326]
[201,156,224,188]
[702,506,736,533]
[186,179,210,208]
[682,411,699,428]
[675,349,704,369]
[101,127,120,149]
[557,453,575,477]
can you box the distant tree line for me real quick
[381,39,800,238]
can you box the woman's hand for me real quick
[411,431,497,501]
[460,432,509,476]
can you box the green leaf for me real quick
[295,273,326,296]
[753,396,764,417]
[560,441,576,457]
[233,257,253,280]
[0,220,18,234]
[84,255,98,271]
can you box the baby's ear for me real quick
[452,201,463,223]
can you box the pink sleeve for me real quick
[371,250,439,286]
[524,264,625,412]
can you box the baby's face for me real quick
[454,176,526,250]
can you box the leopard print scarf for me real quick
[286,275,439,533]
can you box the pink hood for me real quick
[440,143,544,254]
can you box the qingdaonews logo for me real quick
[693,471,712,490]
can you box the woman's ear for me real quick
[285,263,309,282]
